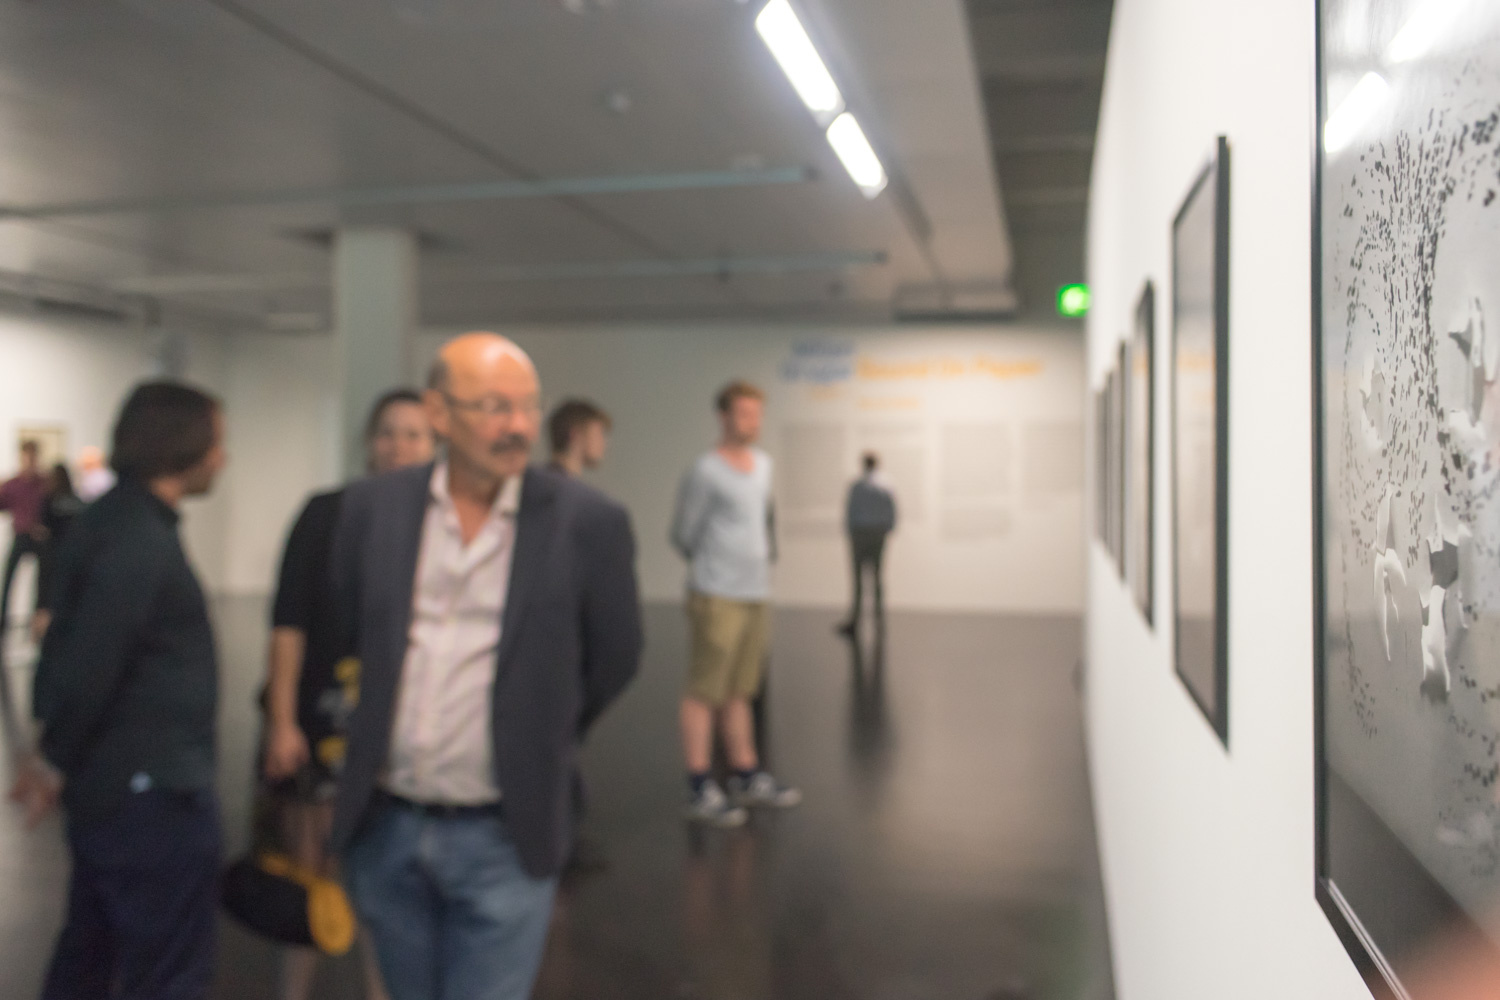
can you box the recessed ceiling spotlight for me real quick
[604,89,633,114]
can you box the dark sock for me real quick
[688,772,712,796]
[734,767,759,785]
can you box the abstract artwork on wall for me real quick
[1127,282,1156,625]
[1171,137,1230,746]
[1314,2,1500,993]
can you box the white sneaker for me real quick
[726,771,803,809]
[684,780,749,827]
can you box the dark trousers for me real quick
[846,528,888,624]
[0,532,41,643]
[43,788,222,1000]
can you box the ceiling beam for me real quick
[0,167,817,221]
[107,250,888,295]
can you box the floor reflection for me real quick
[0,600,1113,1000]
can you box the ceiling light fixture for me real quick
[754,0,887,199]
[825,112,887,198]
[1324,72,1391,153]
[754,0,844,119]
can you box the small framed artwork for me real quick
[1313,0,1500,993]
[1113,342,1127,577]
[1127,282,1156,625]
[1171,136,1230,746]
[16,424,67,471]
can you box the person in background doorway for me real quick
[29,463,87,643]
[0,439,47,653]
[670,380,801,827]
[261,388,433,1000]
[10,382,227,1000]
[330,333,643,1000]
[548,398,612,476]
[75,446,116,503]
[837,452,897,637]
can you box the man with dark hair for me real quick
[0,438,47,655]
[9,380,227,1000]
[332,333,642,1000]
[670,379,800,826]
[838,452,897,636]
[548,399,612,477]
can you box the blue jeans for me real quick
[344,800,558,1000]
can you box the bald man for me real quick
[329,333,643,1000]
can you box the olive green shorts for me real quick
[686,592,770,707]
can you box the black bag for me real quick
[221,851,355,955]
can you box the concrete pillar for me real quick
[332,226,418,475]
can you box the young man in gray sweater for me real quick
[670,380,801,826]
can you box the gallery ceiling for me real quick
[0,0,1110,330]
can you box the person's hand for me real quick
[263,721,310,781]
[29,609,51,644]
[8,754,62,829]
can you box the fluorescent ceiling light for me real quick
[755,0,844,117]
[1324,72,1391,153]
[1387,0,1469,63]
[825,112,887,198]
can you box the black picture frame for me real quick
[1312,2,1500,994]
[1170,137,1230,747]
[1113,342,1127,578]
[1127,282,1156,625]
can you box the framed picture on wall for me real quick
[1113,342,1127,578]
[1171,136,1230,746]
[16,424,67,471]
[1127,282,1155,625]
[1094,385,1109,547]
[1313,2,1500,994]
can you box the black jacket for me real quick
[33,479,218,827]
[328,463,643,876]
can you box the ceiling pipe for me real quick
[0,166,817,220]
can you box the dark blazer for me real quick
[328,462,643,877]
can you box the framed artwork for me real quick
[1314,1,1500,994]
[16,424,67,471]
[1114,343,1128,577]
[1171,136,1230,746]
[1094,385,1109,548]
[1127,282,1156,625]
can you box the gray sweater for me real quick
[670,449,774,601]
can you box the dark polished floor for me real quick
[1,600,1112,1000]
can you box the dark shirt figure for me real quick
[10,382,227,1000]
[0,438,47,654]
[262,388,431,1000]
[547,398,612,477]
[29,463,87,642]
[838,453,898,636]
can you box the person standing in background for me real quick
[837,452,897,637]
[0,439,47,652]
[74,446,116,503]
[671,380,801,827]
[261,388,433,1000]
[548,399,612,477]
[10,382,227,1000]
[330,333,642,1000]
[29,463,87,643]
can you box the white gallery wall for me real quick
[0,312,230,599]
[1085,0,1370,998]
[415,322,1086,613]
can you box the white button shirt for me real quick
[383,464,521,805]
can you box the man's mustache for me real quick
[488,435,531,455]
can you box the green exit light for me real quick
[1057,284,1091,317]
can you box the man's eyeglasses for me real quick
[441,392,542,421]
